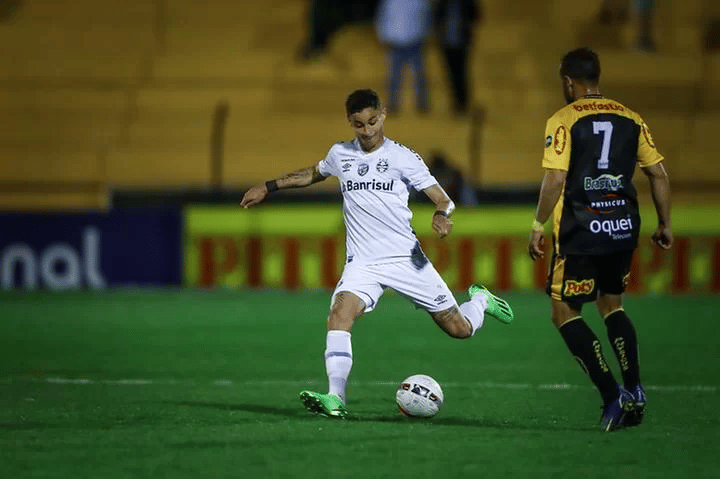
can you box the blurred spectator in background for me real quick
[596,0,628,24]
[635,0,656,52]
[595,0,656,52]
[375,0,432,114]
[297,0,379,62]
[427,151,478,205]
[704,19,720,51]
[434,0,482,116]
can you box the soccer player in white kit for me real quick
[241,89,513,418]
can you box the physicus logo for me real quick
[358,163,369,176]
[554,126,566,154]
[376,159,389,173]
[584,174,623,191]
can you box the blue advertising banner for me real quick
[0,210,182,290]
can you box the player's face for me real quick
[348,107,386,152]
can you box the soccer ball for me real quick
[395,374,444,418]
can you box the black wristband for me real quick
[265,180,278,193]
[433,210,447,218]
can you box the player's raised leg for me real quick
[468,283,514,324]
[430,283,512,338]
[300,291,365,418]
[431,305,473,338]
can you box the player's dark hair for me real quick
[345,89,381,116]
[560,48,601,83]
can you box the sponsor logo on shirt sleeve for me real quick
[641,122,656,148]
[554,126,566,154]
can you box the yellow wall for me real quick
[1,0,719,209]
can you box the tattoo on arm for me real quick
[277,165,326,188]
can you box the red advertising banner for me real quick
[187,234,720,293]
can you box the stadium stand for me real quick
[1,0,719,209]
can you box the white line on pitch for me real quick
[16,377,717,393]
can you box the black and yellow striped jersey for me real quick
[542,96,663,255]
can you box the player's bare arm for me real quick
[529,168,567,260]
[241,164,327,208]
[642,161,673,249]
[423,184,455,238]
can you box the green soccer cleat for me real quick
[468,283,514,324]
[299,390,348,418]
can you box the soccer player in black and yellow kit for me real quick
[528,48,672,431]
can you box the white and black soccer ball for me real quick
[396,374,444,418]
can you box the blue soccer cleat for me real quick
[600,386,635,432]
[624,383,647,427]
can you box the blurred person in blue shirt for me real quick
[375,0,432,114]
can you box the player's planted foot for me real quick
[624,383,647,427]
[299,390,348,418]
[600,386,634,432]
[468,283,514,324]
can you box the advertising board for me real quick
[0,210,182,290]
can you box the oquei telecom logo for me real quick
[588,217,633,240]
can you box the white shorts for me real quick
[330,259,458,313]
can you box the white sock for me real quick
[459,292,488,335]
[325,330,352,402]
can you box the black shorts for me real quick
[546,250,634,304]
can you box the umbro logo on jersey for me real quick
[433,294,448,304]
[342,163,352,173]
[358,163,369,176]
[545,135,552,147]
[376,159,389,173]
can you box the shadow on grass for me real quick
[169,400,308,418]
[167,400,591,432]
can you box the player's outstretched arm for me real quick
[423,184,455,238]
[642,161,673,249]
[241,164,327,208]
[529,168,567,260]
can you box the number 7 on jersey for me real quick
[592,120,613,170]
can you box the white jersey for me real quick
[317,137,438,265]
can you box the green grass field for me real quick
[1,289,719,478]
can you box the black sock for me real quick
[559,318,619,405]
[605,310,640,389]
